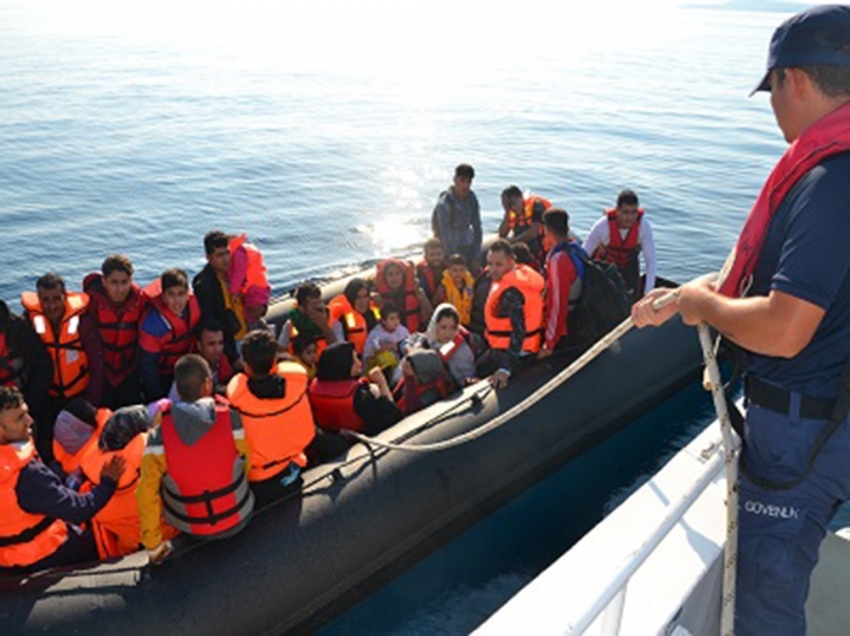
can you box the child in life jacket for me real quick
[425,303,477,386]
[291,333,318,380]
[228,234,272,330]
[439,254,475,328]
[395,349,454,416]
[362,302,410,380]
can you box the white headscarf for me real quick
[425,303,461,347]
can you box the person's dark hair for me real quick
[501,185,523,202]
[36,272,65,294]
[424,237,443,252]
[454,163,475,180]
[513,242,534,266]
[241,330,278,376]
[543,208,570,238]
[777,53,850,98]
[198,319,224,336]
[292,333,318,358]
[616,189,639,208]
[316,341,356,381]
[489,239,515,260]
[161,268,189,292]
[102,254,134,278]
[203,230,230,256]
[448,254,466,267]
[295,282,322,307]
[434,304,460,326]
[174,354,211,402]
[0,386,23,412]
[343,278,368,307]
[380,301,400,321]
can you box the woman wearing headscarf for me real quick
[425,304,477,387]
[328,278,380,355]
[308,342,402,436]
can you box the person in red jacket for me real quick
[84,254,148,409]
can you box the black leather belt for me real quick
[745,376,835,420]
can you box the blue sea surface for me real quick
[0,0,844,633]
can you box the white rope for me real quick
[696,324,741,636]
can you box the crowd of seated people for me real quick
[0,171,651,574]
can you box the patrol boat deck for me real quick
[475,407,850,635]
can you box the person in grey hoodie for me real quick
[431,164,482,271]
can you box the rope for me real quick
[696,324,740,636]
[341,308,659,453]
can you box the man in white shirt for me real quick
[583,189,656,301]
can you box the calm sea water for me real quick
[1,0,841,633]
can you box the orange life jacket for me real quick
[0,440,69,568]
[596,207,644,268]
[79,431,146,558]
[508,194,552,233]
[228,234,270,302]
[308,377,368,433]
[484,264,545,354]
[83,273,146,386]
[144,289,201,377]
[226,362,316,483]
[376,259,422,332]
[52,407,109,477]
[159,404,253,537]
[328,294,378,355]
[21,291,90,399]
[0,331,23,388]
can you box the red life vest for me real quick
[79,431,146,558]
[395,373,452,415]
[328,294,377,355]
[719,101,850,297]
[508,194,552,233]
[435,326,472,364]
[415,261,443,303]
[228,234,271,305]
[376,259,422,332]
[21,291,90,399]
[0,331,22,388]
[144,288,201,377]
[226,362,316,483]
[83,273,147,386]
[0,440,69,568]
[596,207,644,268]
[308,377,368,433]
[159,404,253,537]
[484,264,545,354]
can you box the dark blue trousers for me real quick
[735,397,850,636]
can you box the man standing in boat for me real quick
[633,6,850,634]
[432,163,482,271]
[584,189,656,302]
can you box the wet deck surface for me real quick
[807,531,850,636]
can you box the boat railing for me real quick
[567,439,726,635]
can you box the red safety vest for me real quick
[0,331,22,388]
[719,101,850,298]
[508,194,552,233]
[376,259,422,332]
[226,362,316,483]
[415,261,443,302]
[159,405,253,537]
[79,432,146,558]
[83,273,147,386]
[595,207,644,268]
[0,440,69,568]
[484,264,545,354]
[228,234,270,300]
[436,327,473,364]
[308,377,368,433]
[144,291,201,377]
[394,373,452,415]
[21,291,90,399]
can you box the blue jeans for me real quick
[735,397,850,636]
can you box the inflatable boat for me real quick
[0,271,703,635]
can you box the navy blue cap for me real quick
[751,4,850,96]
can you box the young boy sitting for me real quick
[362,302,410,381]
[291,333,318,380]
[440,254,475,327]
